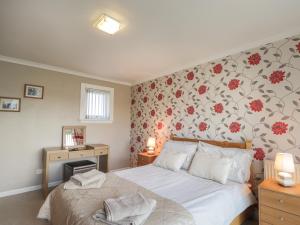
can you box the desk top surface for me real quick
[44,144,109,152]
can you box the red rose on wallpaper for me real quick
[214,103,223,113]
[187,71,194,80]
[157,122,163,130]
[175,90,183,98]
[250,99,263,112]
[131,99,135,105]
[150,82,156,89]
[137,136,141,142]
[137,111,141,117]
[272,122,288,135]
[143,122,148,129]
[213,64,223,74]
[150,109,155,117]
[175,122,182,130]
[269,70,285,84]
[131,122,135,128]
[143,96,148,103]
[228,79,240,90]
[248,53,261,65]
[166,77,173,85]
[130,146,135,153]
[137,86,142,92]
[187,106,195,115]
[157,93,163,101]
[198,85,207,95]
[229,122,241,133]
[166,107,172,116]
[199,122,207,131]
[253,148,265,160]
[296,42,300,53]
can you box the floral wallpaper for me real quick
[130,35,300,177]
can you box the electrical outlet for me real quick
[36,169,43,175]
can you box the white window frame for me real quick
[80,83,114,123]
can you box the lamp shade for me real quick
[275,153,295,173]
[146,137,156,150]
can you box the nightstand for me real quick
[259,179,300,225]
[137,152,159,166]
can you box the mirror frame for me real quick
[62,126,86,150]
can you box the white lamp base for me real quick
[147,148,155,155]
[276,172,295,187]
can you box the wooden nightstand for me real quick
[137,152,159,166]
[259,179,300,225]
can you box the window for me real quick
[80,83,114,123]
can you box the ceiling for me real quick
[0,0,300,85]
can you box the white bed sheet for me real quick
[115,165,256,225]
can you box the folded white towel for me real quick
[64,174,106,190]
[103,193,155,222]
[93,198,156,225]
[71,169,105,186]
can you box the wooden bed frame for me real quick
[170,134,255,225]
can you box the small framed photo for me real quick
[24,84,44,99]
[0,97,21,112]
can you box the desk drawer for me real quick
[260,205,300,225]
[69,150,94,159]
[95,148,108,156]
[49,152,68,161]
[260,189,300,215]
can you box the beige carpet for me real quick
[0,190,258,225]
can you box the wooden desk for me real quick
[42,144,109,197]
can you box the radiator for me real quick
[264,159,300,183]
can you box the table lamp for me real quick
[146,137,156,155]
[274,153,295,187]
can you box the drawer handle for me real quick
[57,156,61,159]
[280,217,284,221]
[279,199,284,203]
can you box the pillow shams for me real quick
[163,140,198,170]
[153,150,187,171]
[188,152,232,184]
[197,141,253,183]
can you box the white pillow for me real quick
[153,150,187,171]
[197,141,253,183]
[188,152,233,184]
[162,140,198,170]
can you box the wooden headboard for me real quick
[170,134,255,190]
[170,134,252,150]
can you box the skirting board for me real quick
[0,180,62,198]
[0,167,131,198]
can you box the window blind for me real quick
[85,88,111,120]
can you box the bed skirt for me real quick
[38,173,196,225]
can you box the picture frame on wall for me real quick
[24,84,44,99]
[0,97,21,112]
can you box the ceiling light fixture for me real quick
[94,14,121,35]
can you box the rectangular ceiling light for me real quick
[94,15,121,35]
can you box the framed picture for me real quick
[0,97,21,112]
[24,84,44,99]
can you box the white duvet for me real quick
[115,165,256,225]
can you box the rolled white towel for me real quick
[93,198,156,225]
[103,193,155,222]
[71,169,105,186]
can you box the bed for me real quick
[38,135,257,225]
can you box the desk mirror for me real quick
[62,126,86,150]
